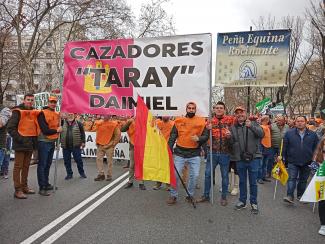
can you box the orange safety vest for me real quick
[261,125,271,148]
[14,109,41,137]
[42,109,60,140]
[83,121,94,131]
[156,120,175,142]
[174,116,206,148]
[127,120,135,145]
[96,120,118,145]
[91,119,102,132]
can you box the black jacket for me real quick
[7,104,37,151]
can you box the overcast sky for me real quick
[130,0,310,35]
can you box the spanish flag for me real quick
[134,97,176,187]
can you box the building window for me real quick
[46,74,52,80]
[33,63,40,70]
[46,41,52,47]
[46,53,52,58]
[25,42,30,47]
[46,63,52,70]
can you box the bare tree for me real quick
[137,0,175,38]
[306,0,325,117]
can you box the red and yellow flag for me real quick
[134,97,176,187]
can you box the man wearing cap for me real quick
[36,96,62,196]
[230,106,264,214]
[167,102,208,205]
[7,93,40,199]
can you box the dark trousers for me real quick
[287,164,310,198]
[37,141,55,189]
[320,200,325,225]
[63,147,85,176]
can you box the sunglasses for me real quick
[49,100,57,104]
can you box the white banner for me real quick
[62,34,212,117]
[132,34,212,116]
[11,132,130,160]
[82,132,130,160]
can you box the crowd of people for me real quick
[0,94,325,236]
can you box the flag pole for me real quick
[208,34,214,205]
[273,179,278,200]
[53,119,63,193]
[312,202,316,213]
[174,165,196,209]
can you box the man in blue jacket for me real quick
[282,116,319,204]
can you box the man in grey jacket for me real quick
[269,114,289,173]
[230,106,264,214]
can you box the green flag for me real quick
[317,162,325,177]
[256,98,271,114]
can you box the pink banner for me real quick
[62,39,134,115]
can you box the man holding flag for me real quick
[166,102,208,205]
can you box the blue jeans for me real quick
[258,146,273,180]
[268,147,279,174]
[63,147,85,176]
[203,153,230,199]
[0,152,10,174]
[37,141,55,188]
[170,155,201,198]
[0,148,5,169]
[236,159,259,205]
[287,163,310,198]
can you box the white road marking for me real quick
[20,172,129,244]
[41,178,129,244]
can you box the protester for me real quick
[198,101,233,206]
[94,115,121,181]
[153,116,175,190]
[36,96,62,196]
[312,137,325,236]
[283,116,319,204]
[7,94,39,199]
[60,113,87,180]
[287,117,295,129]
[0,105,12,179]
[257,115,272,184]
[167,102,208,205]
[270,114,289,174]
[0,135,12,179]
[121,118,146,190]
[230,106,264,214]
[83,116,95,132]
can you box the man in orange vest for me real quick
[167,102,208,205]
[121,118,146,190]
[153,116,175,190]
[7,93,40,199]
[94,115,121,181]
[36,96,62,196]
[83,116,95,132]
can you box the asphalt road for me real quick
[0,158,324,244]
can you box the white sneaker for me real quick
[231,187,239,196]
[319,225,325,236]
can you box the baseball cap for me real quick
[234,106,246,112]
[49,96,58,102]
